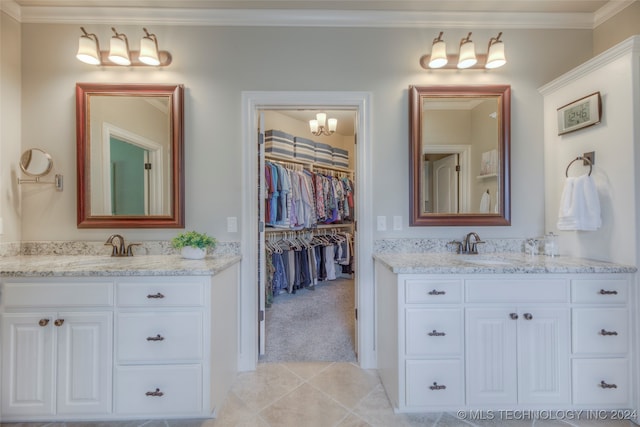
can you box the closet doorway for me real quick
[258,109,358,363]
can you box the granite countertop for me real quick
[0,254,242,277]
[373,252,637,274]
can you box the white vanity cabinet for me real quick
[1,281,114,419]
[0,258,240,422]
[375,261,633,413]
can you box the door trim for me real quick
[240,91,374,371]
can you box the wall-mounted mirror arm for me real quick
[18,148,64,191]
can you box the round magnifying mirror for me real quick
[20,148,53,177]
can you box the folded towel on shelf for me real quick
[557,174,602,231]
[479,191,491,213]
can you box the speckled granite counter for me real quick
[0,254,241,277]
[373,252,637,274]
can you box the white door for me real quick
[433,154,458,213]
[56,312,113,415]
[517,307,570,404]
[466,308,518,405]
[2,312,57,416]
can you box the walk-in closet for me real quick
[258,109,357,363]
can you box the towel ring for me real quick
[565,156,592,177]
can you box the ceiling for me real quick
[4,0,635,28]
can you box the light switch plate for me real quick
[377,216,387,231]
[393,215,402,231]
[227,217,238,233]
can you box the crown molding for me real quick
[538,35,640,95]
[593,0,637,27]
[1,4,598,29]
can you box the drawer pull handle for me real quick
[509,313,518,320]
[145,388,164,397]
[428,330,446,337]
[523,313,533,320]
[428,289,446,296]
[146,334,165,342]
[147,292,165,299]
[429,382,446,391]
[54,319,65,327]
[600,329,618,336]
[38,318,50,327]
[599,289,618,295]
[599,381,617,389]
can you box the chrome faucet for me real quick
[463,232,485,254]
[105,234,139,257]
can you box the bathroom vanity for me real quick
[0,254,240,422]
[374,252,636,415]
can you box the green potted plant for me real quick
[171,231,217,259]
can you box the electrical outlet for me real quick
[393,215,402,231]
[227,217,238,233]
[377,216,387,231]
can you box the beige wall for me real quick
[13,23,595,244]
[594,1,640,56]
[0,12,21,244]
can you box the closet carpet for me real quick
[260,278,356,363]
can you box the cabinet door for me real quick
[466,308,518,405]
[1,312,56,416]
[517,307,570,404]
[56,312,113,415]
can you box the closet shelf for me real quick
[266,154,353,176]
[265,223,354,234]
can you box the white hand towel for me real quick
[557,174,601,231]
[480,191,491,213]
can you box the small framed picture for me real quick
[557,92,602,135]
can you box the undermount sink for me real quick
[459,257,511,266]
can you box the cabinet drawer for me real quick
[572,309,628,355]
[115,365,202,415]
[571,279,628,303]
[405,359,464,408]
[405,309,463,356]
[2,281,113,307]
[465,279,568,303]
[117,280,205,307]
[117,312,203,362]
[405,279,462,304]
[572,359,629,406]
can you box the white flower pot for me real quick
[180,246,206,259]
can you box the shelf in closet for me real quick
[475,173,497,179]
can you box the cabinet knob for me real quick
[54,319,65,327]
[428,289,445,296]
[523,313,533,320]
[599,289,618,295]
[428,329,446,337]
[146,334,165,342]
[38,318,50,327]
[509,313,518,320]
[429,382,446,391]
[145,388,164,397]
[599,381,618,389]
[600,329,619,336]
[147,292,165,299]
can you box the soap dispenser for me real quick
[544,232,558,257]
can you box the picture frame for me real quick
[557,91,602,135]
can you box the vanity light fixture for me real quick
[428,32,448,68]
[75,27,172,67]
[485,32,506,69]
[457,32,477,69]
[309,113,337,136]
[108,28,131,65]
[76,27,101,65]
[420,31,506,70]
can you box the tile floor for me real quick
[1,362,637,427]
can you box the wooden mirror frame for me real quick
[409,85,511,226]
[76,83,185,228]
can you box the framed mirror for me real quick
[76,83,184,228]
[409,85,511,226]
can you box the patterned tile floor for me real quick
[1,362,637,427]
